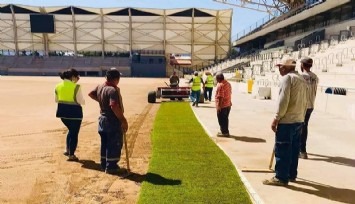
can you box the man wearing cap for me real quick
[189,71,204,107]
[263,59,308,186]
[300,57,318,159]
[88,68,128,175]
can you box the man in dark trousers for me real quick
[263,59,308,186]
[88,68,128,174]
[300,57,318,159]
[189,71,204,107]
[215,73,232,137]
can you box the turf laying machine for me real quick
[147,82,204,103]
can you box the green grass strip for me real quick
[138,102,252,204]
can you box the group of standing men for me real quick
[264,57,318,186]
[55,56,317,180]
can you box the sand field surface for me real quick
[0,76,167,203]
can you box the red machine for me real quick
[148,83,191,103]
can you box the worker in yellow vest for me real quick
[55,69,85,161]
[189,71,204,107]
[204,71,214,102]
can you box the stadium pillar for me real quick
[229,9,233,58]
[10,5,19,56]
[215,10,219,63]
[43,34,49,57]
[71,7,78,57]
[39,7,49,57]
[129,8,133,55]
[163,10,169,74]
[191,8,195,68]
[163,10,166,54]
[100,8,105,58]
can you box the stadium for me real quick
[0,4,231,77]
[1,0,355,203]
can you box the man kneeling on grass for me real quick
[263,59,308,186]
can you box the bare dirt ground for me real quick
[0,76,167,203]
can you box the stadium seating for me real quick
[0,56,130,76]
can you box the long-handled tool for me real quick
[241,147,275,173]
[121,131,132,178]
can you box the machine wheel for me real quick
[148,91,156,103]
[177,97,183,101]
[170,97,175,101]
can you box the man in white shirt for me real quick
[300,57,318,159]
[263,59,308,186]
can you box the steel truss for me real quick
[213,0,304,15]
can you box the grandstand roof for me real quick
[0,4,232,69]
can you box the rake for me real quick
[120,130,132,179]
[241,148,275,173]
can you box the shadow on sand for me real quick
[287,178,355,204]
[307,153,355,168]
[79,160,181,186]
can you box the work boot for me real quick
[105,168,121,175]
[263,177,288,186]
[67,155,79,162]
[217,132,230,137]
[63,148,69,156]
[299,152,308,159]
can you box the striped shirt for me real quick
[215,80,232,108]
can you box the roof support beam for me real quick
[215,10,219,63]
[100,8,105,58]
[129,8,133,54]
[229,9,233,58]
[191,9,195,68]
[71,6,77,57]
[10,5,19,56]
[213,0,289,15]
[39,7,49,57]
[163,10,166,55]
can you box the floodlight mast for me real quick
[213,0,303,15]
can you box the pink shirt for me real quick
[215,80,232,108]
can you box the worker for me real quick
[263,59,308,186]
[204,71,214,102]
[169,71,180,88]
[55,68,84,162]
[189,71,204,107]
[215,72,232,137]
[300,57,318,159]
[88,68,128,175]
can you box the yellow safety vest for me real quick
[55,80,82,119]
[205,75,214,88]
[191,76,201,91]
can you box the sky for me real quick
[1,0,268,40]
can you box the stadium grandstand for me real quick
[202,0,355,120]
[0,4,231,77]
